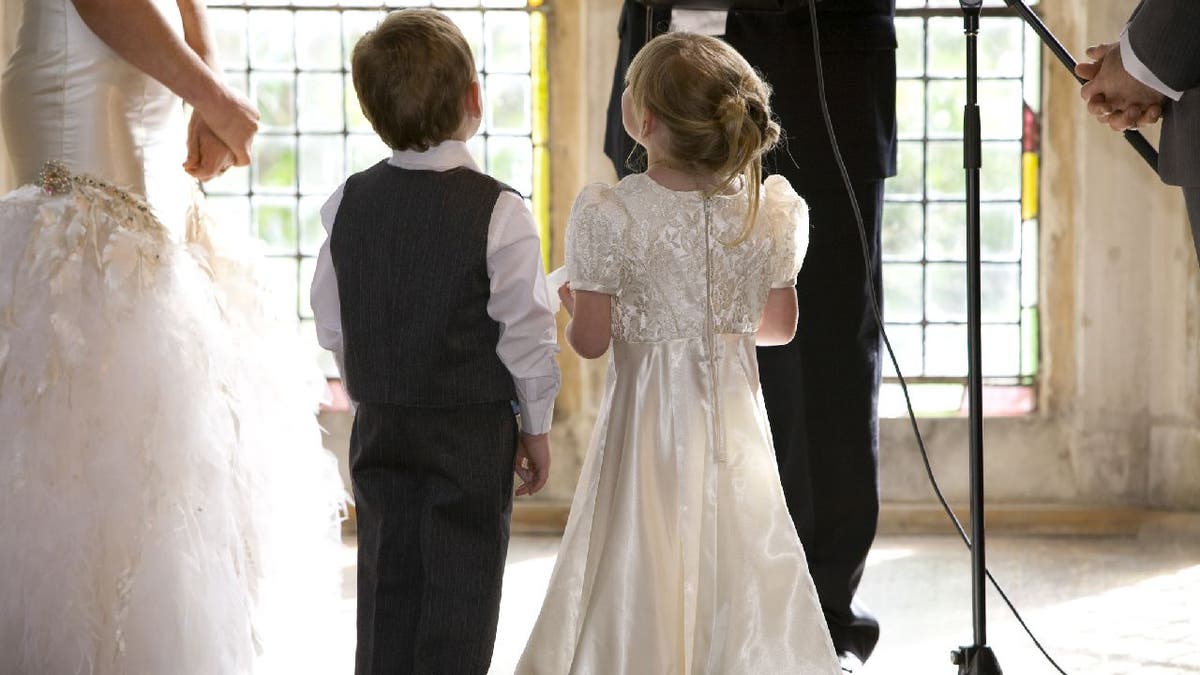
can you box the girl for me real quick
[516,32,840,674]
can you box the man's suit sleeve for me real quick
[1126,0,1200,92]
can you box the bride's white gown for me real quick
[516,174,841,674]
[0,2,345,673]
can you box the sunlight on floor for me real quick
[493,537,561,674]
[314,533,1199,675]
[852,537,1200,674]
[865,545,917,567]
[987,563,1200,674]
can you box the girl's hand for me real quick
[558,282,575,317]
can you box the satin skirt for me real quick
[516,335,840,674]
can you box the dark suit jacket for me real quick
[604,0,897,189]
[1128,0,1200,186]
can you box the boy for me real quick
[309,9,560,674]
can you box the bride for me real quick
[0,1,345,673]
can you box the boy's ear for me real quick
[464,80,483,120]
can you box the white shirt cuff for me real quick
[513,369,560,435]
[1120,30,1183,102]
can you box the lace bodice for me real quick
[565,173,808,343]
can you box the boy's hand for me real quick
[558,282,575,318]
[514,432,550,496]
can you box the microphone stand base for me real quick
[951,645,1004,675]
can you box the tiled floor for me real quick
[328,531,1200,674]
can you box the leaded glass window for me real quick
[881,0,1042,416]
[204,1,550,375]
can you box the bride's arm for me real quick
[176,0,238,180]
[176,0,220,71]
[69,0,257,165]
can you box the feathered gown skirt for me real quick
[0,168,346,675]
[515,335,841,675]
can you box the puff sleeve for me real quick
[763,175,810,289]
[564,183,625,295]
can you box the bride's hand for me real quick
[195,86,259,168]
[183,110,235,182]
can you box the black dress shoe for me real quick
[839,652,864,673]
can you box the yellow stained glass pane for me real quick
[531,10,550,266]
[535,145,551,265]
[1021,152,1038,221]
[531,11,549,146]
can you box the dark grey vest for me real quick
[330,161,516,406]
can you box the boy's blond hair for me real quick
[626,33,781,246]
[351,9,476,151]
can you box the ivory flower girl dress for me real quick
[516,173,841,674]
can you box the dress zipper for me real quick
[703,197,728,463]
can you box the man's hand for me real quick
[514,432,550,496]
[194,85,260,167]
[1076,42,1164,131]
[183,110,235,182]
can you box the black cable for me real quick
[803,2,1069,672]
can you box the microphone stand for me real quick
[1002,0,1159,173]
[950,3,1159,673]
[949,2,1002,673]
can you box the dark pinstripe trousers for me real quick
[350,401,517,675]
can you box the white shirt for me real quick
[1120,28,1184,102]
[310,141,560,435]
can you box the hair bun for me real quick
[743,96,766,129]
[716,91,778,152]
[744,96,779,148]
[716,94,748,129]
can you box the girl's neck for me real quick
[645,157,726,194]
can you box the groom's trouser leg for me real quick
[351,402,516,675]
[1184,186,1200,267]
[758,181,884,663]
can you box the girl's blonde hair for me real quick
[626,32,781,246]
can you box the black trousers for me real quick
[757,180,884,662]
[350,401,517,675]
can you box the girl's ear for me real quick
[464,80,483,120]
[640,107,657,138]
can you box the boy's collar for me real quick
[387,140,481,173]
